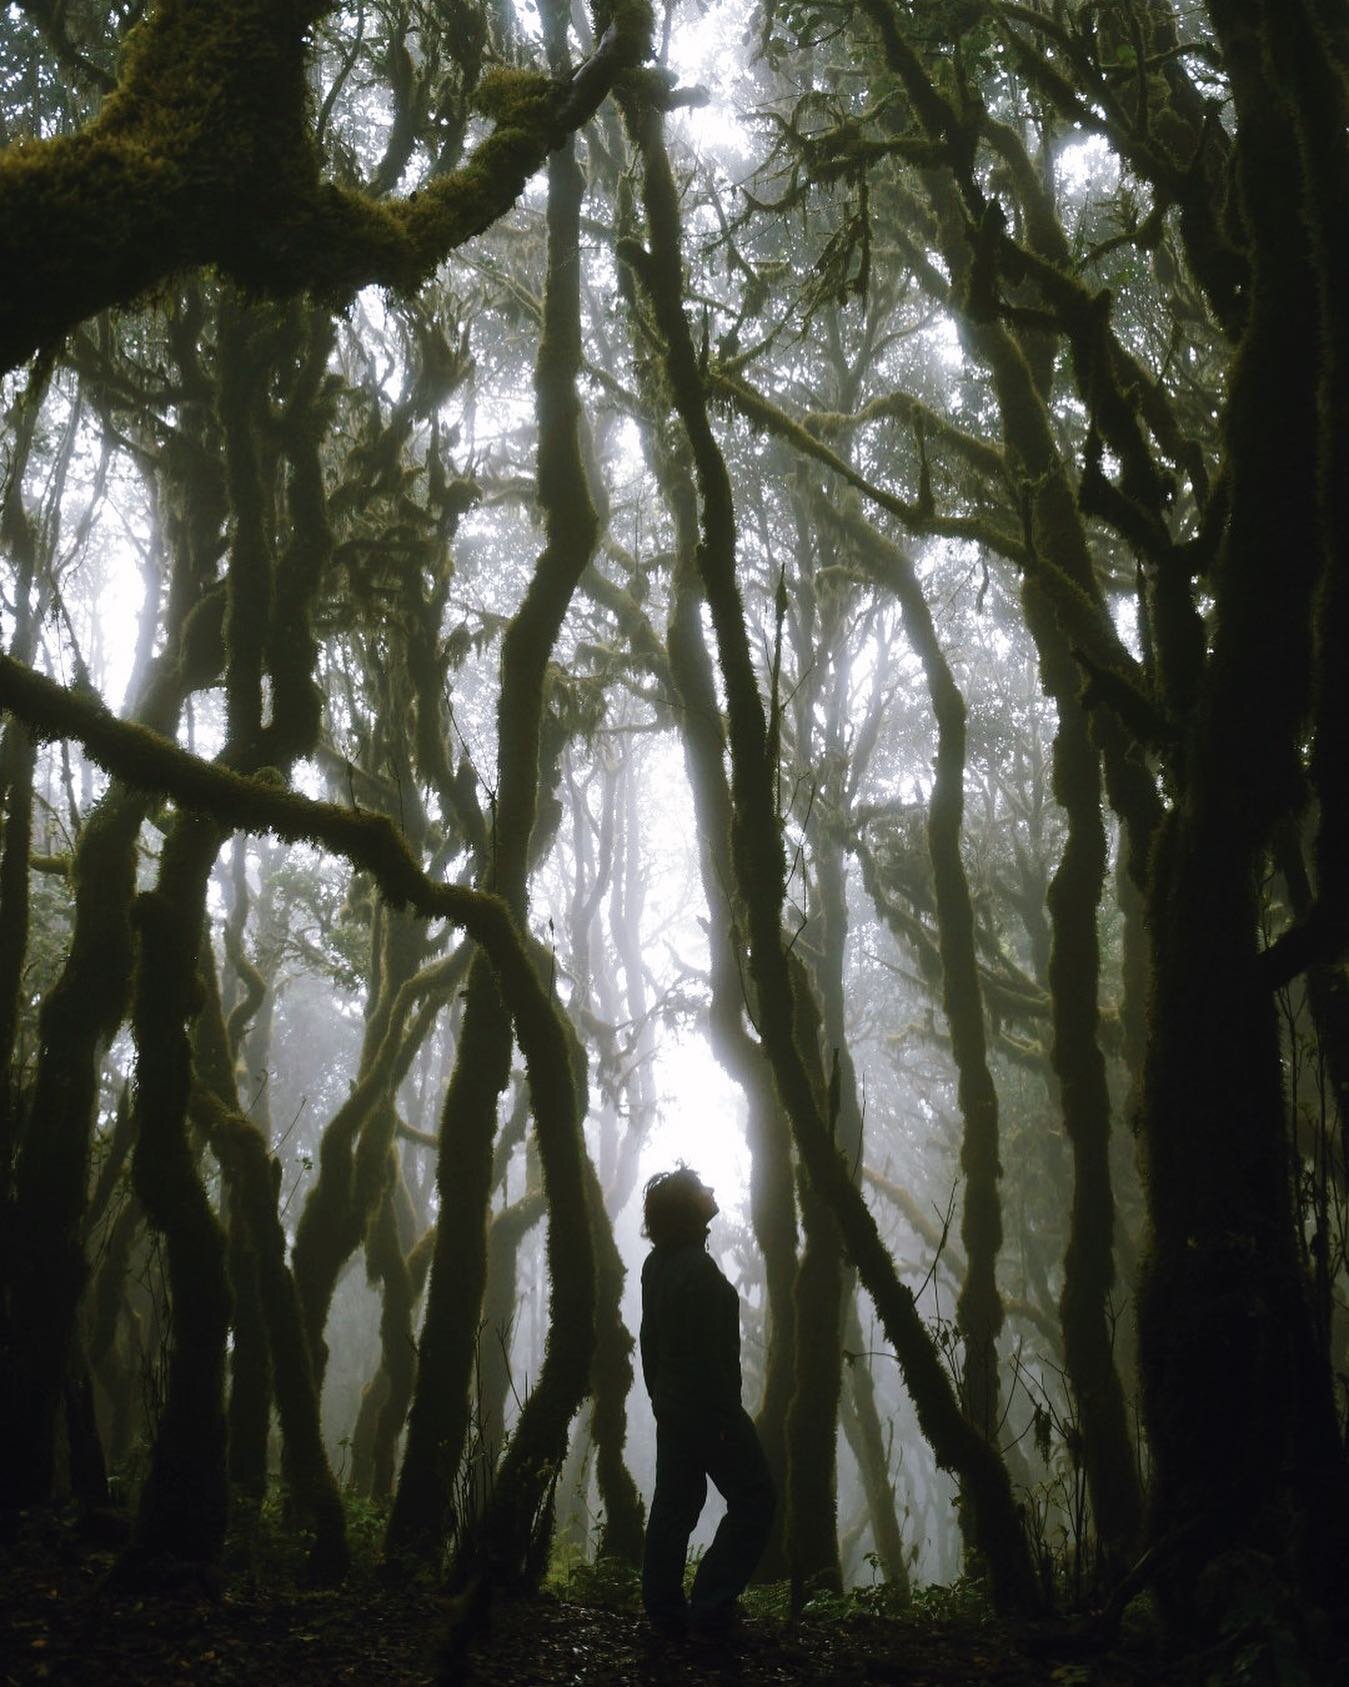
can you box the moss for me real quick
[473,67,555,125]
[0,0,652,373]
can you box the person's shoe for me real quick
[645,1610,689,1642]
[688,1601,743,1643]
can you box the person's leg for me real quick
[688,1408,775,1628]
[642,1417,708,1632]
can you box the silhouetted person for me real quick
[639,1167,774,1638]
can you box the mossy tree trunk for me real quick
[1,370,226,1509]
[1136,0,1349,1620]
[124,817,233,1570]
[439,4,605,1595]
[841,1293,909,1596]
[191,941,351,1579]
[391,4,616,1568]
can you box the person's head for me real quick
[641,1166,718,1246]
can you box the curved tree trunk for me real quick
[841,1293,909,1596]
[124,818,233,1571]
[390,23,611,1568]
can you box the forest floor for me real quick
[2,1506,1343,1687]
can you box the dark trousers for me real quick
[642,1405,775,1627]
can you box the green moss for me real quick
[474,67,555,125]
[0,0,652,372]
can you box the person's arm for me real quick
[687,1252,743,1413]
[639,1255,659,1401]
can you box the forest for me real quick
[0,0,1346,1681]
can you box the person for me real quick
[639,1166,775,1639]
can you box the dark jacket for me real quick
[640,1237,742,1422]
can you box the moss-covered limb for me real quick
[919,172,1165,886]
[0,648,558,951]
[708,368,1026,565]
[352,1197,440,1496]
[826,388,1007,485]
[394,544,489,870]
[622,89,1039,1614]
[995,1,1247,340]
[944,267,1146,1551]
[223,913,267,1064]
[124,813,232,1569]
[0,0,652,375]
[784,582,855,1603]
[1132,1,1349,1615]
[841,1293,909,1596]
[613,167,801,1546]
[194,897,345,1565]
[444,992,593,1602]
[185,937,270,1502]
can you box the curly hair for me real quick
[641,1165,711,1246]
